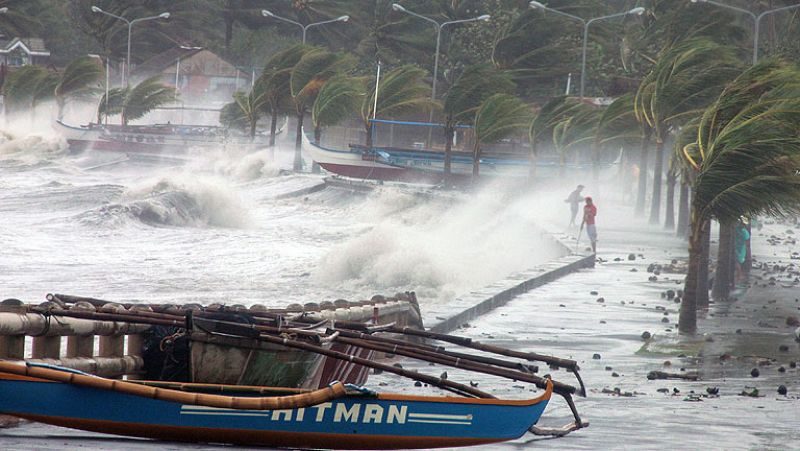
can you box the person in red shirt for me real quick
[582,197,597,253]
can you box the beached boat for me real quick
[55,120,281,154]
[0,361,554,449]
[303,125,620,185]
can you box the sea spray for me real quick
[314,184,564,302]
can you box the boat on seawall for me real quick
[303,129,621,184]
[0,361,552,449]
[55,120,278,153]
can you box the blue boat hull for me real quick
[0,372,551,449]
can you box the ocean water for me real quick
[0,127,562,312]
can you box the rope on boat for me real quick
[0,360,347,411]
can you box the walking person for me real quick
[582,196,598,254]
[734,219,750,284]
[565,184,585,227]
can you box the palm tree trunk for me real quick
[664,168,676,229]
[649,134,665,224]
[314,125,321,144]
[677,176,690,237]
[591,140,600,184]
[269,114,278,148]
[680,209,702,335]
[529,140,538,181]
[444,126,454,186]
[635,128,651,215]
[294,111,304,172]
[472,141,481,179]
[697,219,711,309]
[250,119,256,141]
[712,220,735,300]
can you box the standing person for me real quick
[582,196,598,253]
[734,219,750,284]
[565,185,585,226]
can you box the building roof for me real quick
[132,47,247,79]
[0,37,50,56]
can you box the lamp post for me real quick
[690,0,800,65]
[391,4,490,105]
[529,2,644,100]
[261,10,349,44]
[91,6,170,87]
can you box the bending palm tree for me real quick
[258,45,308,148]
[55,57,104,120]
[678,60,800,335]
[634,38,742,225]
[290,47,353,171]
[528,96,583,180]
[358,65,431,151]
[442,64,515,185]
[472,94,531,179]
[311,75,360,144]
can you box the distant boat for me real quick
[55,119,284,154]
[302,127,620,185]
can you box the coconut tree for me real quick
[97,87,127,123]
[289,47,354,171]
[311,75,360,144]
[471,93,531,179]
[257,44,309,148]
[442,63,515,185]
[220,88,266,140]
[552,105,601,177]
[2,65,50,115]
[528,96,582,180]
[358,64,431,151]
[634,38,743,225]
[54,56,104,119]
[678,60,800,335]
[594,93,641,186]
[104,76,177,125]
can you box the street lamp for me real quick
[529,1,644,100]
[391,4,490,104]
[261,10,349,44]
[91,6,170,87]
[690,0,800,65]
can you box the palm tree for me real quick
[528,96,582,180]
[257,45,308,148]
[54,56,104,119]
[594,93,641,185]
[358,64,431,151]
[552,105,601,177]
[471,93,531,179]
[442,64,515,185]
[220,88,266,139]
[95,77,176,125]
[311,75,360,144]
[634,38,742,225]
[2,65,49,115]
[678,60,800,335]
[289,47,353,171]
[97,87,127,123]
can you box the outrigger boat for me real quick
[302,120,621,185]
[55,119,283,154]
[0,295,588,448]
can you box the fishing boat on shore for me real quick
[0,293,588,448]
[55,119,282,154]
[303,120,620,185]
[0,360,558,449]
